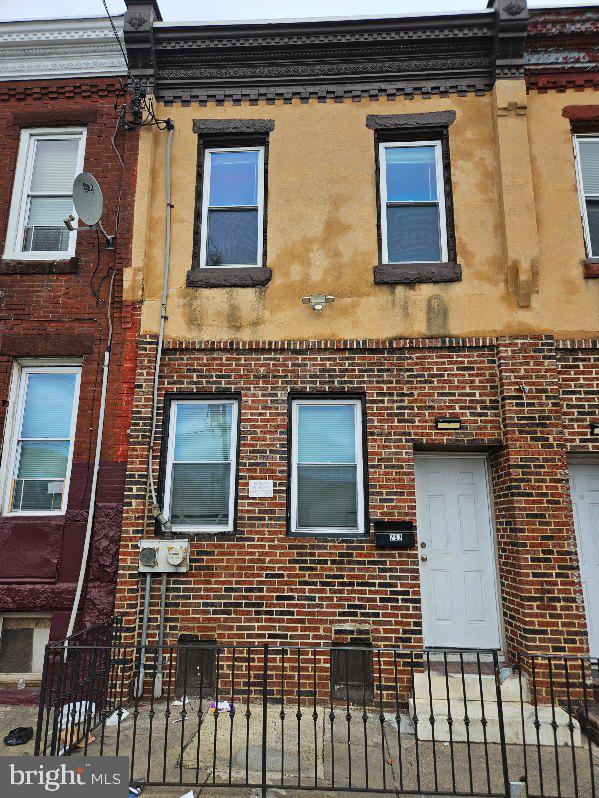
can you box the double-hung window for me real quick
[4,128,86,260]
[1,365,81,515]
[290,399,365,535]
[573,136,599,257]
[200,147,265,268]
[379,141,446,264]
[164,399,239,532]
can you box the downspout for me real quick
[149,119,174,527]
[66,268,117,638]
[139,119,174,697]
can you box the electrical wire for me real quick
[102,0,129,72]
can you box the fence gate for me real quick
[36,619,598,798]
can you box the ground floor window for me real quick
[290,397,365,535]
[164,397,239,532]
[0,363,81,515]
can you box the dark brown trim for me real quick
[186,266,272,288]
[193,119,275,135]
[374,262,461,285]
[583,258,599,279]
[140,11,499,104]
[0,258,77,275]
[562,106,599,134]
[0,332,94,357]
[191,123,272,280]
[372,118,458,277]
[366,111,456,130]
[10,111,97,127]
[286,391,370,541]
[562,106,599,123]
[157,391,243,536]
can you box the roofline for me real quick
[153,8,493,30]
[0,15,128,81]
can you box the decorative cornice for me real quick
[0,79,124,104]
[0,17,128,80]
[127,11,499,104]
[525,7,599,87]
[366,110,456,129]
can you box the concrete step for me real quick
[412,671,529,703]
[409,698,582,747]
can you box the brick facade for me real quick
[114,335,598,660]
[0,78,140,654]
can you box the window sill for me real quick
[288,531,370,541]
[187,266,272,288]
[0,257,77,275]
[374,262,461,285]
[583,258,599,278]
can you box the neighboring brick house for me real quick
[0,16,140,698]
[112,0,599,673]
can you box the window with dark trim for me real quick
[331,639,374,704]
[159,393,242,534]
[367,111,460,285]
[187,119,274,288]
[287,393,369,538]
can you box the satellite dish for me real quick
[73,172,104,226]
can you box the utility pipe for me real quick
[66,269,116,639]
[148,119,174,525]
[138,120,175,694]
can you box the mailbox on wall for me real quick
[373,520,415,549]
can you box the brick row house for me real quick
[0,15,141,700]
[0,0,597,725]
[108,0,599,694]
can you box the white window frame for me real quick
[199,145,265,268]
[379,140,447,265]
[0,362,81,517]
[3,127,87,261]
[163,398,239,533]
[573,134,599,258]
[290,398,365,536]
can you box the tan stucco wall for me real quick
[125,89,599,341]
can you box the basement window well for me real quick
[0,614,51,681]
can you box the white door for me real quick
[415,455,502,650]
[569,460,599,658]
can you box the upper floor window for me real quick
[290,398,366,536]
[0,364,81,515]
[3,128,86,261]
[574,135,599,258]
[379,141,447,264]
[164,398,239,532]
[199,147,265,268]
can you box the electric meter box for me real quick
[138,539,190,573]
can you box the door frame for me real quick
[568,454,599,658]
[414,452,505,652]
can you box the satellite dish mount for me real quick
[64,172,115,250]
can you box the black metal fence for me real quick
[35,620,598,798]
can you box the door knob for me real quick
[420,555,428,562]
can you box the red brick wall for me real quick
[115,335,597,658]
[0,78,141,638]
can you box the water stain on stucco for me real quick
[426,294,449,336]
